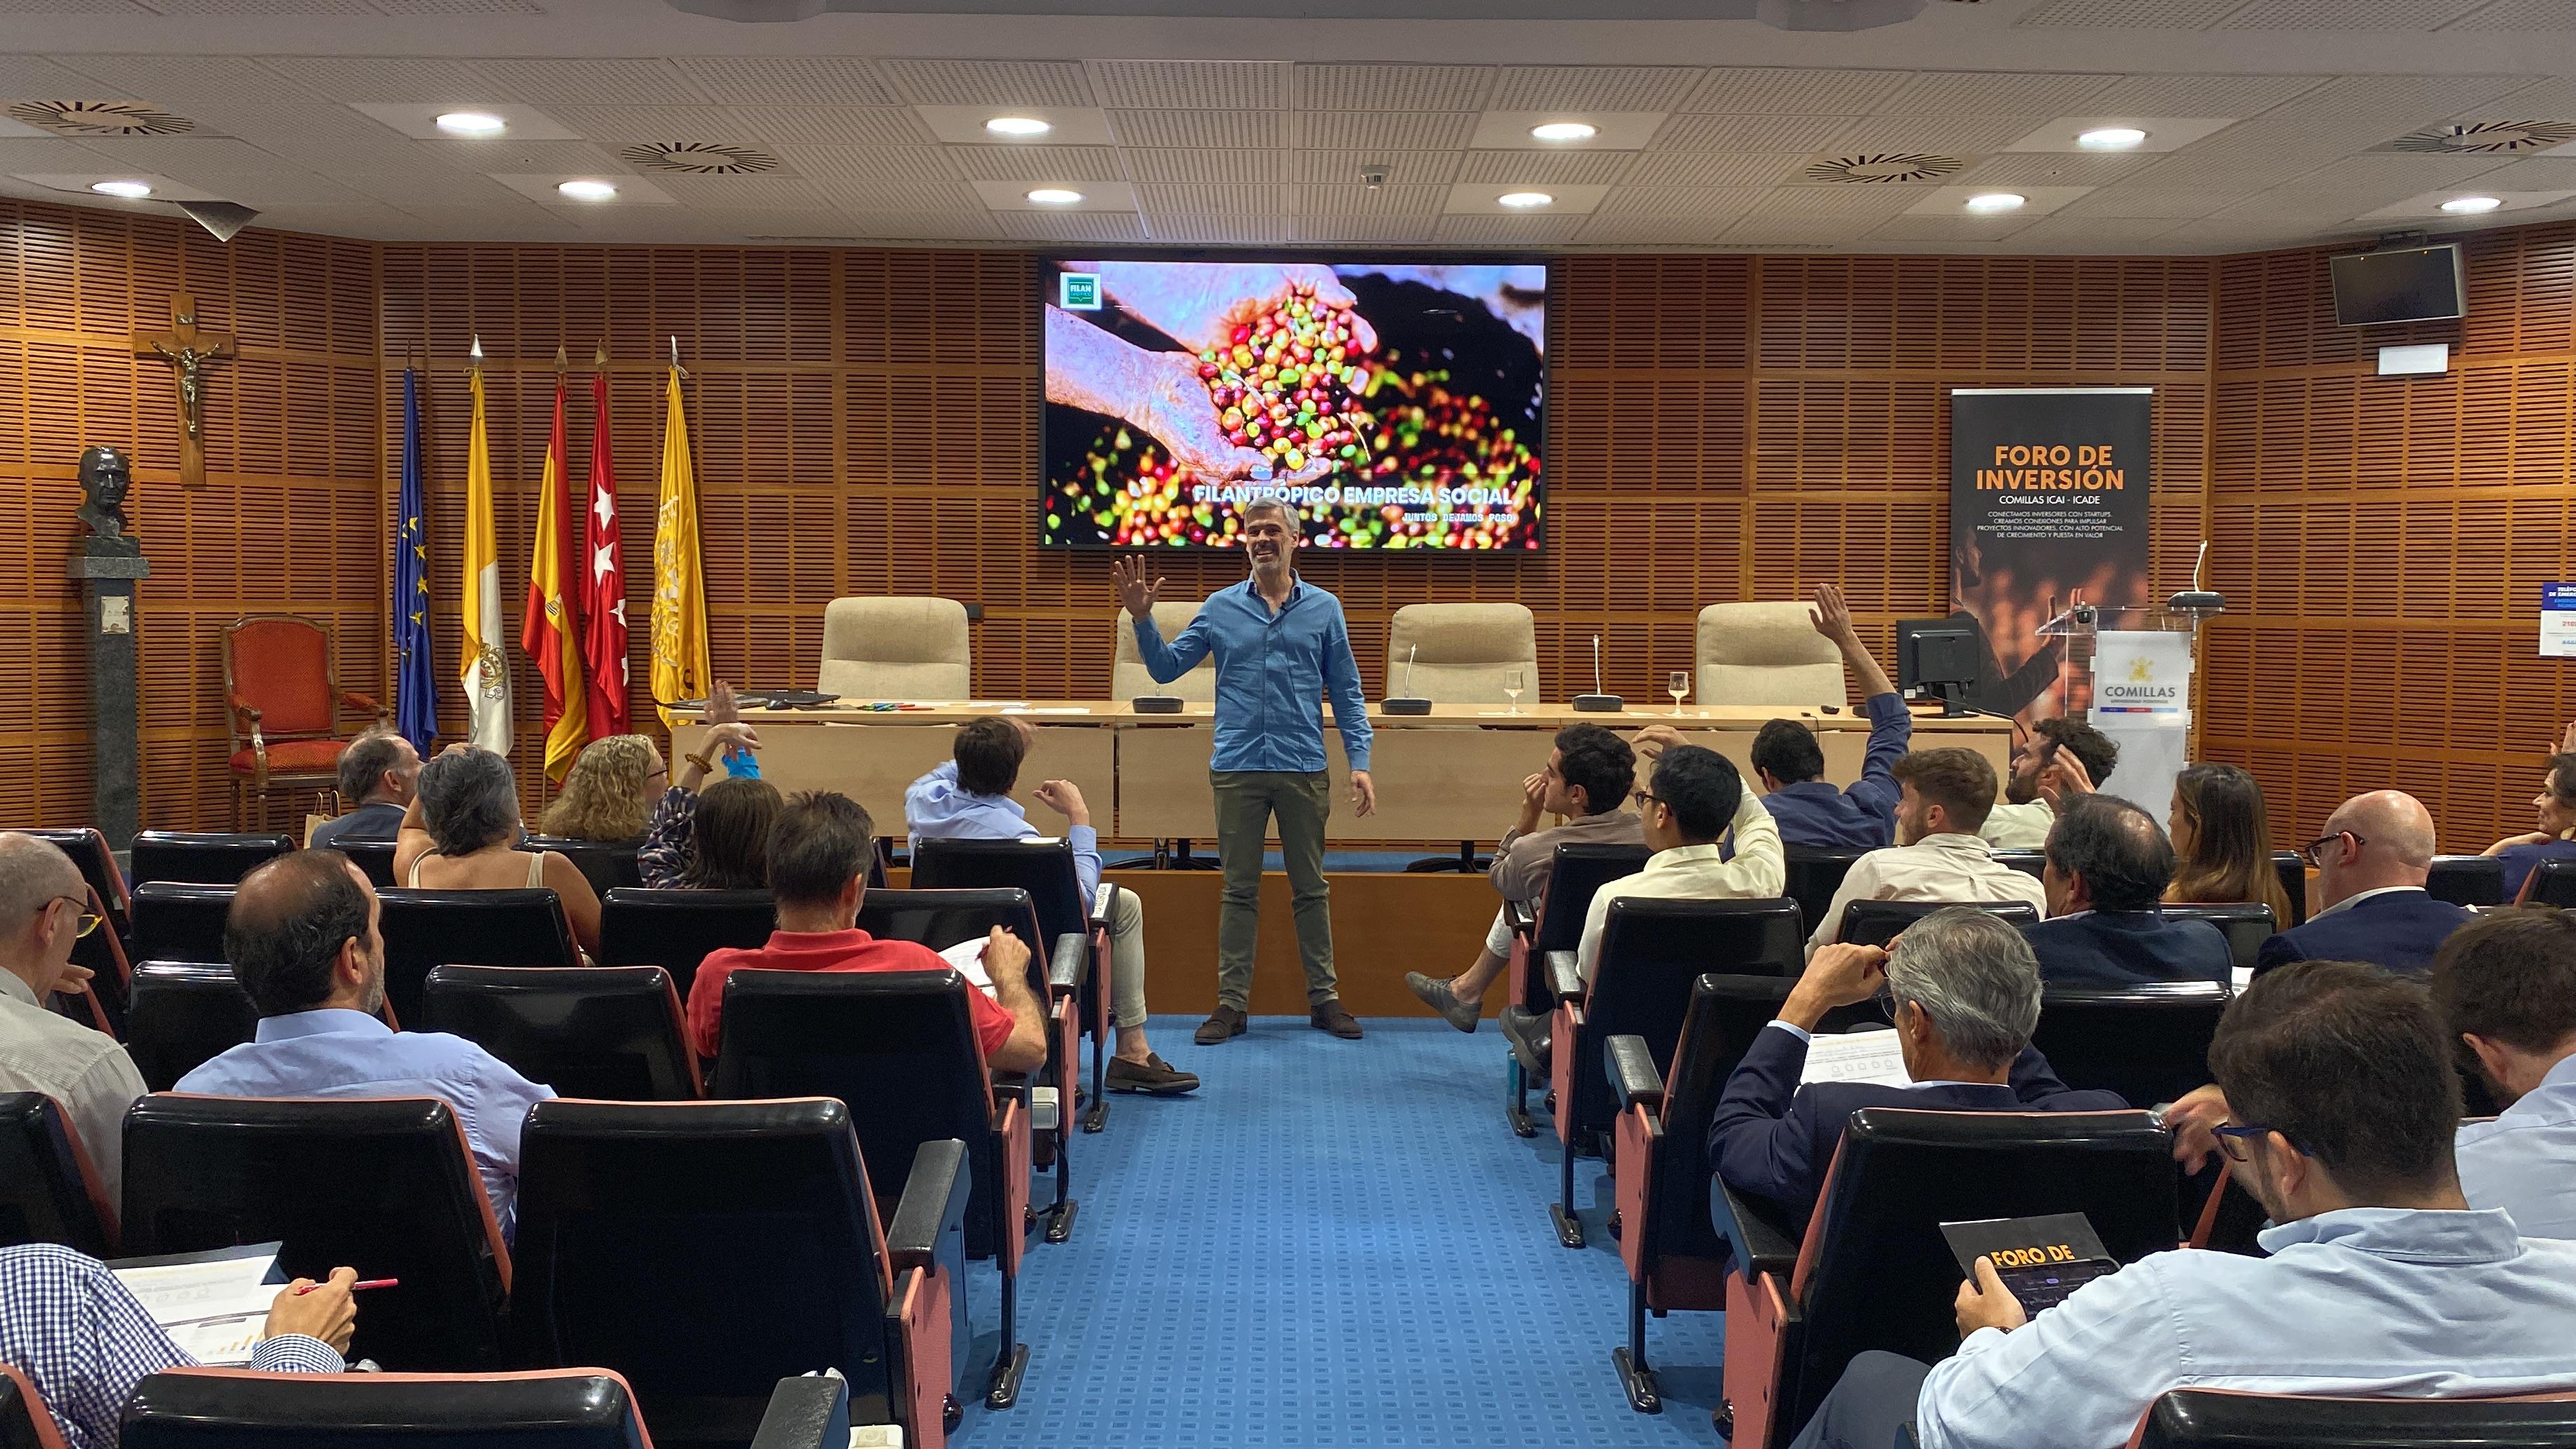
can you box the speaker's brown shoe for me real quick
[1194,1006,1248,1045]
[1106,1052,1200,1095]
[1310,1000,1364,1039]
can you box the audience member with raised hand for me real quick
[310,726,421,849]
[1804,748,2049,953]
[1574,736,1783,984]
[177,849,555,1240]
[2166,762,2295,925]
[0,832,144,1206]
[0,1244,358,1449]
[639,680,777,890]
[1983,717,2119,851]
[2482,727,2576,902]
[1752,583,1914,850]
[2258,790,2471,977]
[2024,794,2232,989]
[537,733,664,843]
[687,790,1047,1074]
[395,745,603,957]
[906,715,1195,1095]
[1405,722,1639,1032]
[1795,959,2576,1449]
[1709,908,2124,1232]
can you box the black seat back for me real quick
[2157,903,2275,971]
[130,882,236,965]
[2135,1389,2576,1449]
[121,1370,655,1449]
[130,832,293,887]
[509,1098,908,1443]
[2028,981,2229,1111]
[341,839,400,889]
[1781,850,1867,942]
[2527,860,2576,909]
[0,1362,57,1449]
[857,887,1044,961]
[121,1094,510,1372]
[1840,898,2039,949]
[23,825,129,934]
[910,837,1089,944]
[420,966,695,1101]
[124,962,260,1092]
[1788,1108,2175,1442]
[596,888,775,1000]
[0,1091,115,1256]
[1574,898,1805,1145]
[2273,851,2309,926]
[2426,854,2506,908]
[520,837,643,898]
[375,889,580,1027]
[1992,849,2046,879]
[1517,843,1654,1013]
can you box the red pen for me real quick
[293,1278,398,1294]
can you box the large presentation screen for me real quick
[1040,260,1546,551]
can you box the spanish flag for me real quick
[460,354,514,754]
[522,368,587,783]
[650,360,711,727]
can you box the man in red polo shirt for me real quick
[687,790,1048,1072]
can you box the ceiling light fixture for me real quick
[1026,187,1084,205]
[2441,195,2503,213]
[557,179,618,201]
[89,180,152,198]
[986,115,1052,137]
[1966,191,2027,213]
[1529,121,1597,143]
[2077,126,2147,150]
[1498,191,1554,208]
[435,111,507,136]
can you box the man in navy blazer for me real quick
[2259,791,2472,979]
[2025,795,2232,989]
[1709,907,2127,1230]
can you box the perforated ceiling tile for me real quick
[2013,0,2250,25]
[1829,115,2067,154]
[1125,147,1282,182]
[131,0,375,14]
[0,136,123,169]
[1485,66,1704,113]
[739,107,937,147]
[170,169,373,204]
[2443,0,2576,26]
[1650,113,1861,154]
[2220,0,2493,27]
[69,135,301,170]
[1294,149,1460,185]
[1107,108,1281,149]
[2480,77,2576,116]
[250,55,502,102]
[1575,213,1744,243]
[1085,60,1289,112]
[993,209,1143,241]
[1139,213,1289,243]
[470,58,683,107]
[1874,72,2119,115]
[370,0,543,13]
[1959,151,2155,184]
[764,144,960,182]
[2263,74,2530,120]
[643,173,826,208]
[1291,180,1444,215]
[2467,156,2576,189]
[1748,184,1924,217]
[831,211,1000,240]
[1865,214,2037,242]
[1289,213,1440,243]
[947,143,1126,181]
[0,56,104,95]
[1134,181,1290,214]
[55,54,307,102]
[2131,151,2345,190]
[2007,213,2186,245]
[1594,184,1765,217]
[1454,149,1635,185]
[1679,68,1912,114]
[1428,212,1585,243]
[539,105,748,140]
[878,58,1096,108]
[1719,214,1863,244]
[2262,151,2514,195]
[1292,65,1494,113]
[1295,110,1479,150]
[0,0,145,11]
[1621,150,1811,187]
[668,58,897,107]
[803,176,982,213]
[2083,73,2328,114]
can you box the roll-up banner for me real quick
[1947,387,2154,725]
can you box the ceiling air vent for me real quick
[8,100,192,137]
[2385,121,2576,155]
[617,141,780,175]
[1803,152,1967,183]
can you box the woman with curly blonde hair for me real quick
[539,734,664,842]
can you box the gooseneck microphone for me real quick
[1383,642,1432,715]
[1573,633,1623,713]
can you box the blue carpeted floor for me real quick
[950,1016,1731,1449]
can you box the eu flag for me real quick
[395,368,438,750]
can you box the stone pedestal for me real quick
[68,553,149,850]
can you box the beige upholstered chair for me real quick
[1386,603,1539,703]
[818,596,972,699]
[1112,600,1216,701]
[1695,601,1846,708]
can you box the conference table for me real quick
[673,699,2013,849]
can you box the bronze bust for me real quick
[76,445,142,557]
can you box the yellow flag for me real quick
[461,364,514,753]
[650,364,711,727]
[523,375,586,783]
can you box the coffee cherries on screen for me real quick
[1196,283,1374,475]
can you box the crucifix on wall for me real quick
[131,291,234,490]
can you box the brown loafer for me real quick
[1310,1000,1364,1039]
[1106,1052,1200,1095]
[1194,1006,1249,1045]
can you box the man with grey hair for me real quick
[0,833,145,1203]
[1708,907,2126,1229]
[2258,790,2471,978]
[311,727,420,850]
[1115,492,1377,1044]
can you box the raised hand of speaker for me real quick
[1112,554,1165,619]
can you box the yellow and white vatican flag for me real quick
[461,346,514,753]
[650,356,711,728]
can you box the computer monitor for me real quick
[1896,619,1981,717]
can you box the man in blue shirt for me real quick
[1115,496,1376,1044]
[908,715,1198,1094]
[177,849,555,1240]
[1792,959,2576,1449]
[1753,584,1911,851]
[2433,908,2576,1237]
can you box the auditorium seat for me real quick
[121,1094,510,1372]
[711,969,1033,1412]
[121,1369,659,1449]
[1524,896,1802,1248]
[1696,602,1844,708]
[129,882,235,964]
[908,838,1111,1133]
[2027,981,2226,1112]
[24,826,133,970]
[2159,903,2274,971]
[0,1361,65,1449]
[1716,1107,2174,1449]
[2524,859,2576,908]
[124,961,259,1091]
[2425,854,2506,908]
[0,1091,116,1256]
[510,1099,968,1449]
[1111,599,1214,701]
[1499,842,1652,1138]
[1839,898,2041,949]
[129,831,293,887]
[1781,849,1868,944]
[2273,851,2309,926]
[522,835,645,898]
[1384,602,1539,703]
[2132,1389,2576,1449]
[1992,849,2046,879]
[596,888,774,1000]
[819,596,970,700]
[375,887,581,1027]
[339,837,399,888]
[420,965,699,1100]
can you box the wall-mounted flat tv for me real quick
[2330,243,2467,326]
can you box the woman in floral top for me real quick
[640,684,779,889]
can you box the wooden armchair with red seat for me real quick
[221,614,385,828]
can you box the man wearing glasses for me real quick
[2256,790,2471,978]
[0,833,145,1205]
[1573,738,1785,985]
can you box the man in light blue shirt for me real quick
[1792,959,2576,1449]
[908,715,1198,1096]
[177,849,554,1241]
[1115,496,1376,1045]
[2432,907,2576,1237]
